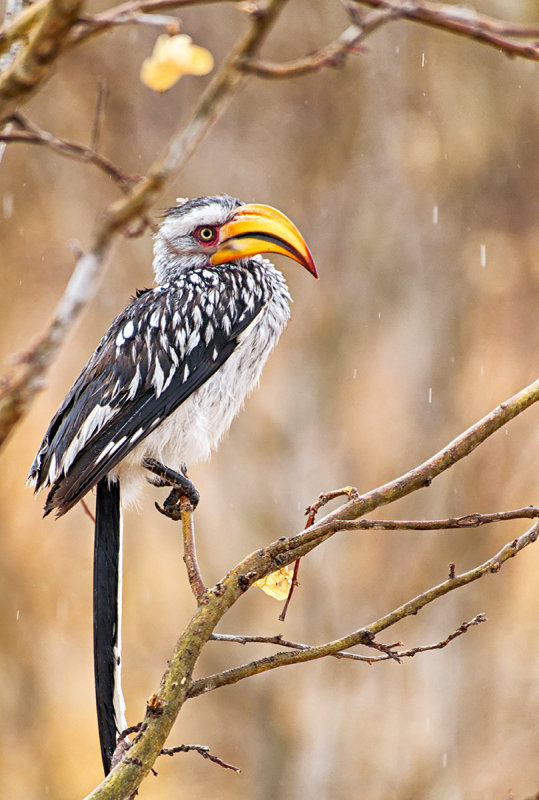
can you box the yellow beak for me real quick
[210,203,318,278]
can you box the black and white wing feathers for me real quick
[28,267,268,515]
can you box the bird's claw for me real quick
[143,457,200,512]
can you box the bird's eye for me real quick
[195,226,218,245]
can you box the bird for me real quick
[27,194,317,775]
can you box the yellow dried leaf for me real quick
[140,34,214,92]
[254,566,293,601]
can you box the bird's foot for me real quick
[142,458,200,516]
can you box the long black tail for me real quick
[94,477,126,774]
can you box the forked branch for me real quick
[186,522,538,698]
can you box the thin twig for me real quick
[328,506,539,532]
[394,612,487,660]
[0,114,139,189]
[80,497,96,523]
[161,743,241,773]
[69,0,234,47]
[279,486,361,621]
[90,82,109,154]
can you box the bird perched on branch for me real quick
[27,194,317,775]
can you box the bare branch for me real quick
[355,0,539,63]
[277,378,539,563]
[211,614,488,663]
[187,524,537,698]
[394,613,488,660]
[69,0,236,48]
[238,8,396,79]
[0,0,85,118]
[326,506,539,533]
[161,743,241,773]
[0,114,139,189]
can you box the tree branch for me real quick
[322,506,539,533]
[0,0,85,118]
[238,7,396,79]
[355,0,539,63]
[210,613,488,663]
[160,743,241,773]
[69,0,235,48]
[0,114,139,189]
[187,523,537,698]
[276,378,539,564]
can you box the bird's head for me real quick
[153,194,317,283]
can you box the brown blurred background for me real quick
[2,1,539,797]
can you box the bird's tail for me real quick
[94,477,127,774]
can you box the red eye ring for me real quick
[194,225,219,245]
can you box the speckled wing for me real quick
[28,267,268,515]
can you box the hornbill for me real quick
[27,194,317,774]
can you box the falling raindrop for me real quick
[480,243,487,267]
[432,205,438,225]
[428,387,433,404]
[3,192,13,218]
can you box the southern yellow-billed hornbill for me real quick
[27,195,317,774]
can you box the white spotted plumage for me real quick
[28,196,292,514]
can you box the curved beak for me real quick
[210,203,318,278]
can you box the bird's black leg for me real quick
[142,457,200,517]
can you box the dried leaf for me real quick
[140,34,214,92]
[254,566,293,601]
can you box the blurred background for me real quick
[2,0,539,797]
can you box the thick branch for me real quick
[0,0,48,60]
[0,0,85,118]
